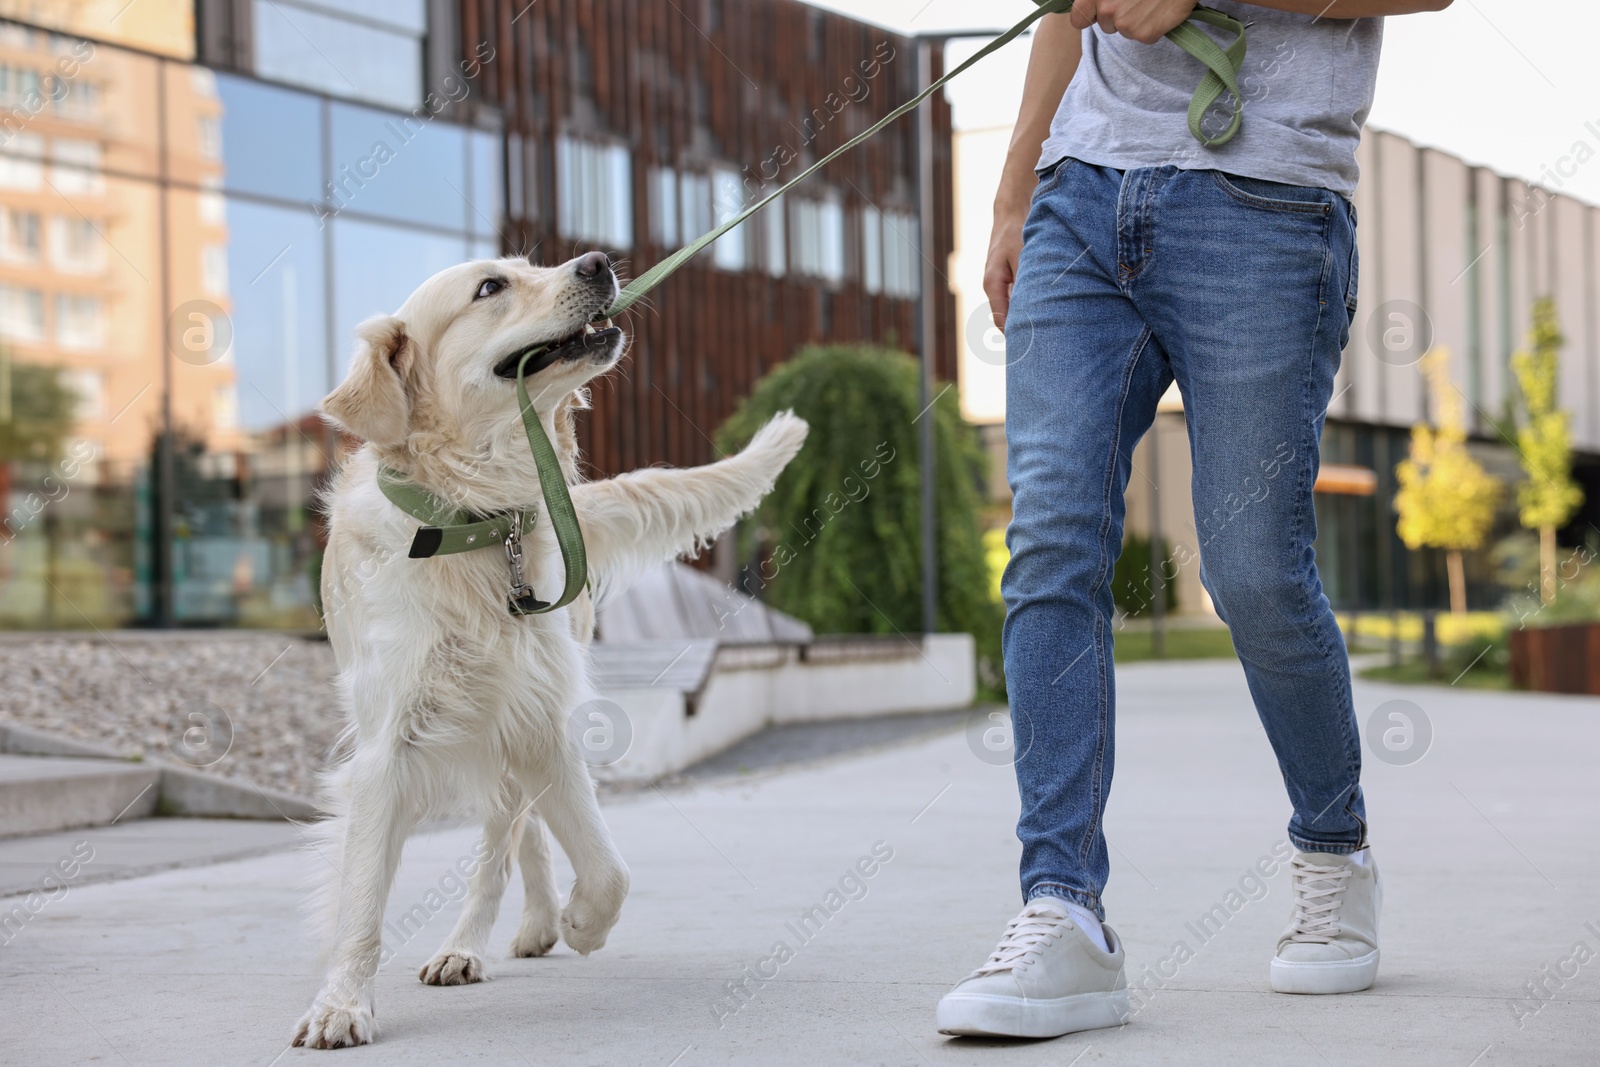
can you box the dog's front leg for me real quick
[293,750,415,1049]
[572,411,807,581]
[522,745,629,956]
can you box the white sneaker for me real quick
[936,898,1130,1038]
[1270,849,1381,994]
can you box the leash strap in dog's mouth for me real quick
[376,349,587,617]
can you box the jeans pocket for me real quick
[1344,240,1360,317]
[1211,171,1333,216]
[1032,158,1073,203]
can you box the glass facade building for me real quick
[0,4,500,628]
[0,0,951,630]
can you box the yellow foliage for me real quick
[1335,610,1504,647]
[1512,299,1584,531]
[1393,348,1501,552]
[984,526,1008,603]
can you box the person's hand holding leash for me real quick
[1067,0,1199,44]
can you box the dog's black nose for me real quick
[574,251,610,278]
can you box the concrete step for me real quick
[0,722,317,822]
[0,754,160,837]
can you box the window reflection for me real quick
[467,128,503,242]
[222,200,327,432]
[0,1,195,59]
[0,21,497,630]
[207,73,320,202]
[332,217,473,376]
[791,193,846,283]
[0,174,158,628]
[557,136,632,248]
[0,28,160,179]
[253,0,423,110]
[328,101,469,231]
[860,205,918,298]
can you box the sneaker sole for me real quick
[936,987,1131,1038]
[1269,949,1379,994]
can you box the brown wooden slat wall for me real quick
[459,0,957,479]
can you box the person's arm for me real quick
[1231,1,1454,15]
[1068,1,1452,45]
[985,13,1082,331]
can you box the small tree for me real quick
[0,357,76,464]
[0,356,78,536]
[717,344,1003,689]
[1394,348,1501,614]
[1511,299,1584,605]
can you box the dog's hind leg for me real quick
[509,807,561,957]
[520,744,629,956]
[293,747,418,1049]
[419,779,523,985]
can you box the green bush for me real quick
[716,344,1004,693]
[1444,629,1509,679]
[0,359,76,466]
[1112,533,1177,617]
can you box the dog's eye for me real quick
[475,277,507,300]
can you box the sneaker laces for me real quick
[973,899,1074,977]
[1285,856,1352,944]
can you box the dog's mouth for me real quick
[493,319,623,379]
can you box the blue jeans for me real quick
[1002,159,1367,919]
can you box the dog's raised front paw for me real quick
[292,1001,375,1050]
[418,950,485,985]
[510,921,560,957]
[560,877,626,956]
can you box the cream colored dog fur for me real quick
[294,252,807,1048]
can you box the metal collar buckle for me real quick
[503,511,549,616]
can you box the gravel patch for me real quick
[0,634,976,804]
[0,633,341,799]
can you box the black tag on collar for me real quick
[508,589,551,616]
[409,527,444,559]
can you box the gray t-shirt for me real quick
[1038,3,1383,196]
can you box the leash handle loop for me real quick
[1169,8,1250,147]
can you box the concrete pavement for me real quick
[2,659,1596,1065]
[0,817,304,898]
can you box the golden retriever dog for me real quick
[294,250,807,1048]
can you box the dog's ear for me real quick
[321,315,415,447]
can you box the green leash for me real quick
[377,0,1246,616]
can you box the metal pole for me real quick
[155,67,175,627]
[916,37,938,636]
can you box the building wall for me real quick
[1335,130,1600,452]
